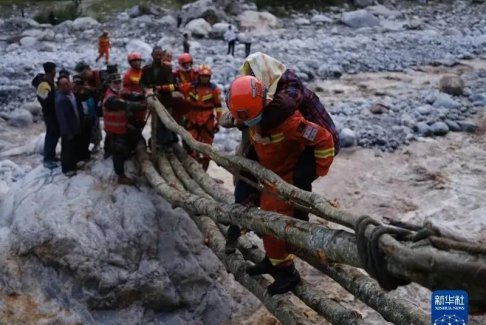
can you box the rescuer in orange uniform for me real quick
[185,64,222,170]
[103,73,147,185]
[172,53,199,125]
[122,52,147,132]
[226,75,335,295]
[96,31,111,65]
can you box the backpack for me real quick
[31,73,45,89]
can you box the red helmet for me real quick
[178,53,193,66]
[198,64,212,77]
[127,52,142,62]
[227,75,267,127]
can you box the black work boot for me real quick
[267,262,301,295]
[246,256,276,276]
[225,225,240,255]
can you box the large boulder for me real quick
[432,93,461,109]
[439,75,465,96]
[125,39,153,59]
[366,5,401,18]
[71,17,100,31]
[7,109,33,127]
[210,22,238,38]
[185,18,212,38]
[341,10,379,29]
[180,0,226,25]
[295,17,311,26]
[0,163,236,324]
[21,102,42,116]
[19,36,38,47]
[339,128,356,148]
[431,121,449,136]
[238,10,281,34]
[159,15,177,27]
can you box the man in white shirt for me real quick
[224,25,237,56]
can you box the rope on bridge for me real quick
[136,96,486,324]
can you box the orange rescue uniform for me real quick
[122,68,146,127]
[185,81,222,169]
[249,110,335,266]
[97,35,110,64]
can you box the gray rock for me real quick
[469,93,486,106]
[310,14,333,24]
[71,17,100,31]
[366,5,402,18]
[370,103,388,114]
[7,109,33,127]
[439,75,464,96]
[125,39,153,59]
[128,5,143,18]
[341,10,380,29]
[210,23,238,38]
[415,122,432,136]
[21,102,42,116]
[400,113,416,128]
[416,105,432,115]
[19,36,38,47]
[445,120,462,132]
[159,15,177,27]
[405,18,424,30]
[339,128,356,148]
[238,10,281,32]
[185,18,212,38]
[295,18,311,25]
[432,93,461,109]
[317,63,343,79]
[181,0,227,24]
[353,0,374,8]
[431,121,449,136]
[458,121,476,133]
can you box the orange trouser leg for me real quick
[260,192,294,267]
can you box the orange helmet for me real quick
[178,53,193,65]
[227,75,267,127]
[198,64,212,77]
[127,52,142,62]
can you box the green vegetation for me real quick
[33,1,81,24]
[255,0,350,14]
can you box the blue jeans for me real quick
[43,115,60,161]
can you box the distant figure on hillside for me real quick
[183,33,190,53]
[96,31,111,65]
[177,14,182,28]
[224,25,237,56]
[238,33,253,58]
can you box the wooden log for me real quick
[171,149,429,325]
[138,146,316,325]
[148,97,486,309]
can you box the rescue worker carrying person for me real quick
[226,75,335,295]
[122,52,147,134]
[103,73,147,185]
[184,64,222,170]
[221,52,339,254]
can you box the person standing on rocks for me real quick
[36,61,60,169]
[103,73,146,185]
[55,76,83,176]
[140,46,178,149]
[226,75,336,295]
[95,31,111,65]
[182,33,190,54]
[224,25,237,56]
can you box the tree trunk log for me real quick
[148,98,486,309]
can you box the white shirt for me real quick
[224,29,237,42]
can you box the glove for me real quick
[178,82,191,94]
[157,84,175,92]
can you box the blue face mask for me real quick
[244,113,262,127]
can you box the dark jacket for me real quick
[55,91,82,137]
[140,62,174,107]
[36,78,56,116]
[261,69,339,153]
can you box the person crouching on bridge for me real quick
[184,64,222,170]
[103,73,147,185]
[226,75,335,295]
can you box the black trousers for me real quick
[43,114,60,161]
[227,40,235,56]
[79,116,93,161]
[110,127,143,176]
[61,135,80,173]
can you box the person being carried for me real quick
[221,52,340,253]
[226,75,336,295]
[103,73,147,185]
[183,64,222,170]
[96,31,111,65]
[182,33,190,53]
